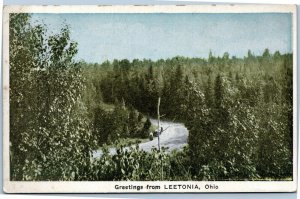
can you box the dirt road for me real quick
[92,119,188,158]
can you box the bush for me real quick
[89,143,191,181]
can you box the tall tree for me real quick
[10,14,93,180]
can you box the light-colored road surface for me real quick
[139,119,188,152]
[93,119,188,158]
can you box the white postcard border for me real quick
[2,4,298,193]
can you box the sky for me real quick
[31,13,292,63]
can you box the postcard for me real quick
[2,4,297,193]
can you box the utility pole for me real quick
[157,97,163,180]
[157,97,161,151]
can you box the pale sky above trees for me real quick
[31,13,292,63]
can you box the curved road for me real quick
[93,119,188,158]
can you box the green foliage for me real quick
[85,51,292,180]
[10,13,293,181]
[256,103,292,178]
[141,117,152,138]
[93,104,150,145]
[10,13,93,181]
[90,143,191,181]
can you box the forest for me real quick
[9,13,293,181]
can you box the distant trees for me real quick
[165,65,185,118]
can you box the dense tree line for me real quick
[10,13,293,181]
[83,49,293,179]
